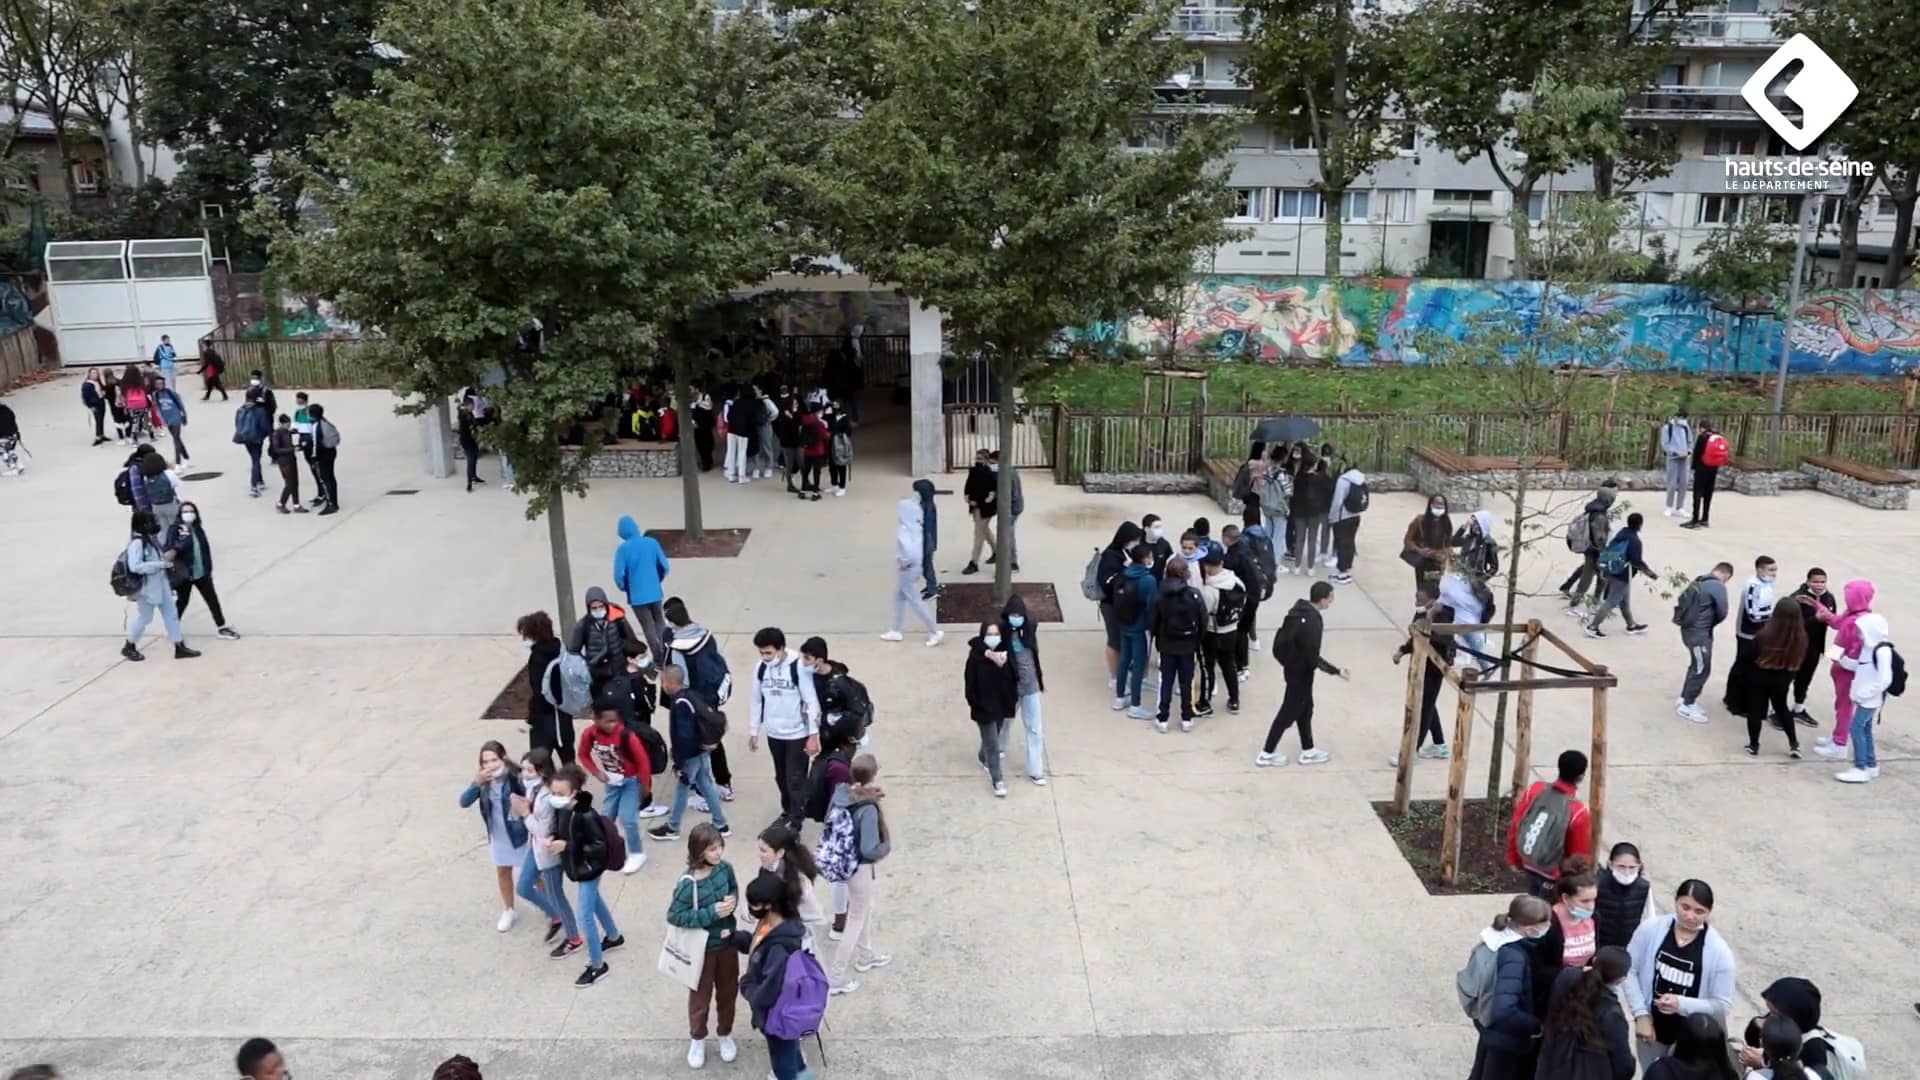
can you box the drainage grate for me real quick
[180,471,223,482]
[385,488,420,495]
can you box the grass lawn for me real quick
[1029,362,1912,415]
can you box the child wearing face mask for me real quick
[458,740,530,933]
[1402,496,1452,612]
[1467,894,1553,1080]
[512,748,578,949]
[1592,842,1651,953]
[168,501,240,639]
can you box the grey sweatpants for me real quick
[1664,457,1690,512]
[890,563,937,634]
[1681,635,1713,704]
[1588,575,1635,628]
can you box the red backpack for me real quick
[1701,433,1729,468]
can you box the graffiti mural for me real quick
[1089,275,1920,376]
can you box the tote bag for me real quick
[657,874,710,990]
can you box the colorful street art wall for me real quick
[1090,276,1920,377]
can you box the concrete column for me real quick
[909,299,944,478]
[419,395,453,479]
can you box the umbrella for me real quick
[1250,416,1320,445]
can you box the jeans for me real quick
[767,1035,806,1080]
[1664,456,1689,512]
[1588,576,1635,628]
[1851,704,1879,769]
[1680,638,1712,705]
[244,440,264,490]
[1264,511,1289,555]
[1156,652,1195,722]
[977,718,1008,785]
[768,736,810,825]
[161,365,177,393]
[166,423,189,464]
[668,752,728,830]
[1460,630,1493,674]
[1018,691,1045,780]
[724,432,750,478]
[1116,628,1149,706]
[576,876,620,965]
[1332,516,1360,573]
[890,563,937,634]
[602,777,644,860]
[517,848,574,933]
[500,453,515,485]
[130,595,184,643]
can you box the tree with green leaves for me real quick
[797,0,1240,600]
[266,0,825,625]
[1239,0,1410,278]
[0,0,124,209]
[1686,205,1794,309]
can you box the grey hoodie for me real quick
[832,783,891,863]
[1660,416,1694,459]
[1679,574,1730,641]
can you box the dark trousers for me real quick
[1559,552,1600,600]
[1724,636,1756,708]
[590,674,637,727]
[202,373,227,401]
[1262,666,1317,753]
[1743,667,1799,751]
[1234,597,1261,671]
[459,430,482,485]
[90,402,106,440]
[530,709,577,766]
[1691,468,1718,523]
[1416,668,1446,747]
[1155,652,1195,722]
[830,462,848,489]
[315,449,339,507]
[1200,631,1239,709]
[694,426,715,470]
[166,424,189,464]
[711,742,733,788]
[1793,645,1823,705]
[276,461,301,507]
[768,735,810,826]
[1333,516,1360,573]
[304,450,326,502]
[244,440,264,489]
[173,576,226,628]
[801,457,824,492]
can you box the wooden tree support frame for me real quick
[1390,619,1619,886]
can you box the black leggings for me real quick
[174,576,227,628]
[1691,468,1718,523]
[1792,645,1822,705]
[1417,668,1446,747]
[529,709,576,766]
[829,462,848,489]
[802,458,824,492]
[90,402,106,440]
[1743,667,1798,751]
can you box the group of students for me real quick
[82,363,191,463]
[1232,438,1371,583]
[706,379,856,500]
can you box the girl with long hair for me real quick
[1627,881,1736,1068]
[456,741,528,932]
[1644,1013,1739,1080]
[511,748,576,949]
[827,753,893,995]
[1467,894,1553,1080]
[1403,493,1453,612]
[1538,945,1635,1080]
[756,823,827,942]
[1741,600,1808,757]
[667,823,741,1069]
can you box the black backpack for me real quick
[113,469,134,506]
[1159,587,1202,644]
[1271,611,1303,665]
[830,672,876,730]
[1343,480,1371,514]
[685,688,727,745]
[628,720,669,776]
[1874,641,1908,697]
[802,748,852,822]
[1213,582,1247,630]
[1113,574,1147,625]
[1245,533,1277,598]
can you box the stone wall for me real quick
[564,444,681,479]
[1083,472,1209,495]
[1726,466,1813,497]
[1409,461,1743,511]
[1798,461,1912,510]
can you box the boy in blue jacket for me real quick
[613,514,671,658]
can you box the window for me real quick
[1127,123,1177,150]
[1701,59,1760,87]
[1377,189,1414,223]
[1237,124,1270,151]
[1525,191,1568,224]
[1229,187,1265,222]
[1274,188,1322,221]
[1636,192,1672,227]
[3,174,29,193]
[1656,63,1686,88]
[1275,131,1317,152]
[1697,194,1741,225]
[1396,128,1419,155]
[1877,196,1899,218]
[1705,127,1764,157]
[1342,190,1370,223]
[1855,274,1881,288]
[1818,196,1843,228]
[70,162,100,194]
[1432,189,1491,207]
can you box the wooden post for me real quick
[1557,410,1572,459]
[1509,623,1542,799]
[1092,415,1106,474]
[1824,411,1842,456]
[1465,413,1481,457]
[1438,670,1479,887]
[1642,424,1660,470]
[1589,685,1608,851]
[1735,412,1754,458]
[1393,624,1427,814]
[323,339,339,386]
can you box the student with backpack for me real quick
[1537,946,1635,1080]
[1814,579,1876,761]
[307,402,340,514]
[1094,521,1146,691]
[570,587,640,726]
[1463,894,1553,1080]
[1583,512,1651,638]
[800,636,874,740]
[826,753,892,995]
[964,618,1019,798]
[1197,551,1246,716]
[1659,408,1694,518]
[648,665,732,841]
[233,379,272,497]
[668,823,742,1069]
[1403,495,1454,613]
[152,379,190,466]
[1741,1015,1817,1080]
[137,448,183,537]
[1724,556,1779,709]
[883,496,944,647]
[1292,452,1335,575]
[576,702,651,873]
[1683,422,1729,529]
[665,596,736,807]
[1505,750,1594,897]
[546,764,626,988]
[1625,880,1736,1067]
[803,713,866,940]
[750,627,822,828]
[1259,444,1293,554]
[1673,563,1734,724]
[1559,481,1618,611]
[1234,509,1279,656]
[1644,1015,1740,1080]
[1256,582,1348,767]
[737,869,828,1080]
[519,611,576,766]
[1111,544,1159,719]
[1833,612,1899,784]
[1738,977,1863,1080]
[1000,593,1048,785]
[117,510,200,662]
[456,740,530,933]
[1149,556,1208,733]
[1327,458,1367,585]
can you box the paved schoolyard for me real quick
[1,373,1917,1078]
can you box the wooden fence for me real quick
[203,335,383,389]
[0,325,48,392]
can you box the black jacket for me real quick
[1148,575,1208,657]
[816,660,871,723]
[569,587,636,682]
[1145,534,1173,580]
[1223,539,1266,601]
[735,918,808,1033]
[1096,522,1143,602]
[1793,584,1837,652]
[1274,598,1340,675]
[963,635,1019,723]
[527,637,563,726]
[1298,468,1335,518]
[1536,967,1635,1080]
[726,395,759,433]
[554,792,608,882]
[164,517,214,581]
[1477,937,1543,1056]
[963,462,997,516]
[999,596,1045,692]
[1592,871,1649,953]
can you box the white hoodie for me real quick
[1329,467,1368,523]
[895,498,924,569]
[1199,566,1244,634]
[748,647,820,740]
[1840,613,1895,708]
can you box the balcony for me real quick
[1638,12,1779,47]
[1626,85,1800,122]
[1166,5,1244,40]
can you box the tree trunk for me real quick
[1486,457,1529,803]
[1591,150,1615,204]
[1836,173,1868,286]
[547,483,578,629]
[1507,173,1539,281]
[1322,183,1345,281]
[993,356,1019,602]
[673,354,704,542]
[50,130,78,212]
[1887,186,1917,293]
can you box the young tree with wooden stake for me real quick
[796,0,1241,600]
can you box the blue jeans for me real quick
[500,453,515,484]
[577,876,620,965]
[767,1035,806,1080]
[1116,629,1149,706]
[1018,691,1045,780]
[244,440,264,489]
[517,849,576,935]
[1851,703,1879,769]
[129,595,184,643]
[602,777,644,860]
[668,752,728,830]
[1461,631,1494,674]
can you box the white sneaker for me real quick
[834,487,846,497]
[1417,744,1451,759]
[622,851,647,874]
[1031,775,1048,786]
[829,979,860,996]
[992,782,1007,798]
[690,795,711,813]
[1564,606,1584,619]
[1867,766,1881,779]
[1127,705,1152,720]
[880,630,904,642]
[688,1038,707,1069]
[1107,678,1116,692]
[1684,706,1709,724]
[1298,749,1331,765]
[496,909,517,933]
[925,630,944,647]
[1387,754,1402,768]
[1815,744,1850,760]
[855,952,893,972]
[1180,719,1194,732]
[1815,735,1834,748]
[1663,507,1674,517]
[1834,768,1873,784]
[1255,751,1287,767]
[718,1036,738,1063]
[639,804,669,818]
[1111,697,1126,711]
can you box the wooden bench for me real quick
[1200,458,1244,514]
[1799,455,1911,510]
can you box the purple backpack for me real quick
[763,947,829,1040]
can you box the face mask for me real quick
[1146,526,1162,542]
[1008,615,1025,628]
[987,463,998,472]
[1524,925,1550,940]
[521,772,539,786]
[983,635,1001,649]
[250,377,261,386]
[1808,584,1826,595]
[182,512,198,524]
[521,639,533,652]
[547,793,571,809]
[590,608,606,620]
[1569,905,1594,920]
[1612,868,1639,887]
[1182,548,1197,559]
[1429,507,1445,517]
[1290,451,1301,460]
[487,763,506,778]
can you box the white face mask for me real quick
[1612,868,1639,887]
[1523,924,1551,940]
[181,512,198,524]
[1146,526,1163,542]
[983,635,1001,649]
[250,377,262,387]
[521,639,533,652]
[590,608,606,620]
[521,771,539,786]
[547,793,571,809]
[1429,506,1445,517]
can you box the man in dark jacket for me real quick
[646,666,731,841]
[1222,522,1269,676]
[961,449,997,574]
[570,586,639,723]
[1790,568,1837,725]
[1097,521,1145,688]
[1558,480,1617,609]
[913,477,941,598]
[1584,512,1652,638]
[1257,582,1349,767]
[1148,556,1208,733]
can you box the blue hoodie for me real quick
[1120,562,1157,631]
[612,516,670,605]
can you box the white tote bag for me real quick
[657,874,709,990]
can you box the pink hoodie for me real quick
[1831,579,1876,659]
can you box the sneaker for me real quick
[1321,553,1337,566]
[1417,744,1451,759]
[834,487,846,497]
[318,505,338,516]
[1180,719,1194,733]
[718,1037,738,1064]
[829,979,861,996]
[1387,754,1402,768]
[173,642,201,659]
[879,630,904,642]
[574,962,610,989]
[986,554,997,565]
[621,852,646,875]
[293,505,310,514]
[831,915,846,940]
[601,933,626,952]
[925,630,944,647]
[1815,744,1849,760]
[1744,744,1759,757]
[1298,749,1331,765]
[961,562,979,575]
[1624,624,1649,635]
[690,795,711,813]
[648,824,681,841]
[1154,720,1168,734]
[1834,768,1874,784]
[1867,766,1880,779]
[639,804,669,818]
[121,641,144,662]
[1681,705,1709,725]
[1030,775,1047,786]
[217,626,241,640]
[1815,735,1834,748]
[550,937,583,960]
[714,824,731,838]
[1195,703,1214,718]
[687,1038,707,1069]
[545,920,564,944]
[717,785,734,802]
[1790,748,1802,759]
[1228,700,1241,714]
[1332,573,1354,585]
[1663,507,1674,517]
[1106,677,1116,692]
[1564,606,1584,619]
[1111,697,1127,711]
[1792,708,1816,727]
[855,953,893,972]
[497,909,517,933]
[992,782,1007,798]
[1255,751,1287,767]
[276,504,290,515]
[1583,626,1605,638]
[1126,706,1152,721]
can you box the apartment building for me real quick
[0,104,115,226]
[1168,0,1912,285]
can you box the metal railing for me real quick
[1628,86,1798,119]
[1640,12,1779,46]
[943,404,1057,471]
[1167,5,1244,39]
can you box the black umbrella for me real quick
[1251,416,1320,445]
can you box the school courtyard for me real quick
[1,374,1916,1078]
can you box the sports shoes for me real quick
[1583,626,1605,638]
[1298,749,1331,765]
[1111,697,1126,711]
[1815,744,1849,760]
[648,824,681,841]
[855,953,893,972]
[1417,744,1451,759]
[545,920,565,944]
[1834,768,1873,784]
[1663,507,1674,517]
[718,1037,738,1063]
[621,852,646,874]
[1680,704,1709,724]
[1127,706,1152,721]
[1792,708,1817,727]
[1625,624,1649,635]
[1180,719,1194,733]
[829,979,861,996]
[496,909,517,933]
[830,914,846,940]
[687,1038,706,1069]
[1154,720,1169,733]
[879,630,904,642]
[575,962,610,989]
[992,782,1007,798]
[550,937,583,959]
[639,804,669,818]
[715,824,731,838]
[961,562,979,575]
[1331,573,1354,585]
[926,630,945,647]
[174,642,201,659]
[1564,606,1585,619]
[1195,703,1214,718]
[690,795,711,813]
[1030,775,1048,786]
[1744,744,1759,757]
[1228,700,1241,714]
[602,934,626,952]
[217,626,241,640]
[121,641,144,662]
[1255,751,1287,767]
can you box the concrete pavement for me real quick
[1,372,1917,1077]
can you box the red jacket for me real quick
[801,414,829,459]
[577,724,651,788]
[1505,779,1591,876]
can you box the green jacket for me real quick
[666,861,739,950]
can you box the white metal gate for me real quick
[45,238,217,367]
